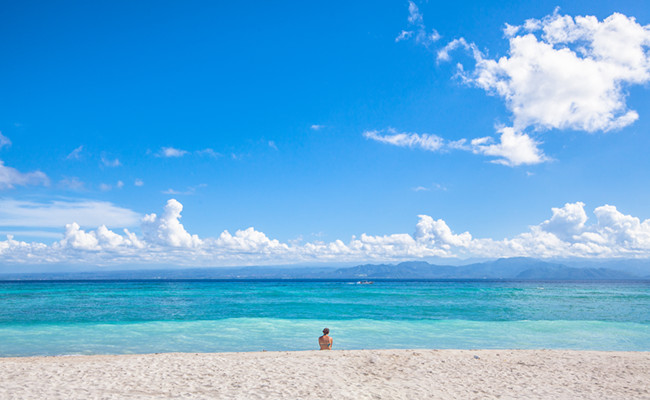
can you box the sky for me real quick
[1,0,650,270]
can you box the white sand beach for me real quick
[0,349,648,399]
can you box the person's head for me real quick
[322,328,329,335]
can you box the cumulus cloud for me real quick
[395,9,650,166]
[437,11,650,162]
[58,223,144,251]
[468,127,548,166]
[2,199,650,266]
[364,129,444,151]
[415,215,472,248]
[141,199,202,247]
[540,201,588,240]
[463,12,650,133]
[0,161,49,189]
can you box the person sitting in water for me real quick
[318,328,333,350]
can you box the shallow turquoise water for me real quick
[0,280,648,356]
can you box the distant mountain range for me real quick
[1,257,649,280]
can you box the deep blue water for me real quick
[0,280,648,356]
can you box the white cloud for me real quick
[59,176,85,190]
[100,181,125,191]
[161,184,206,196]
[540,201,588,240]
[0,161,49,189]
[469,127,548,166]
[0,199,141,229]
[437,38,472,62]
[404,10,650,166]
[141,199,202,248]
[0,132,12,150]
[310,125,325,131]
[364,129,444,151]
[0,230,62,240]
[196,148,221,158]
[215,227,289,254]
[395,30,413,42]
[396,1,440,46]
[134,179,144,187]
[446,11,650,133]
[58,223,144,251]
[413,183,447,192]
[101,155,121,167]
[66,145,83,160]
[3,199,650,266]
[159,147,188,158]
[268,141,278,150]
[364,127,545,166]
[415,215,472,249]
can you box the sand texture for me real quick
[0,349,648,399]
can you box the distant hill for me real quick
[324,257,638,280]
[0,257,645,280]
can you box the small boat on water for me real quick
[356,281,374,285]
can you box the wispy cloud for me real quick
[99,180,124,191]
[0,132,12,150]
[395,1,440,46]
[161,183,207,196]
[66,145,83,160]
[0,161,49,189]
[0,199,141,228]
[196,148,221,158]
[158,147,223,158]
[413,183,447,192]
[158,147,189,158]
[268,141,278,150]
[134,179,144,187]
[364,127,546,167]
[363,129,444,151]
[59,176,85,191]
[101,154,121,167]
[310,125,325,131]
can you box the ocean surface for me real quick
[0,279,648,357]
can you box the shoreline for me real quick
[1,349,648,399]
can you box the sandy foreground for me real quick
[0,349,648,400]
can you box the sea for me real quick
[0,279,648,357]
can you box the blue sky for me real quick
[1,0,650,268]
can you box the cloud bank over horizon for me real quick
[1,199,650,268]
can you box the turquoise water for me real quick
[0,280,648,356]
